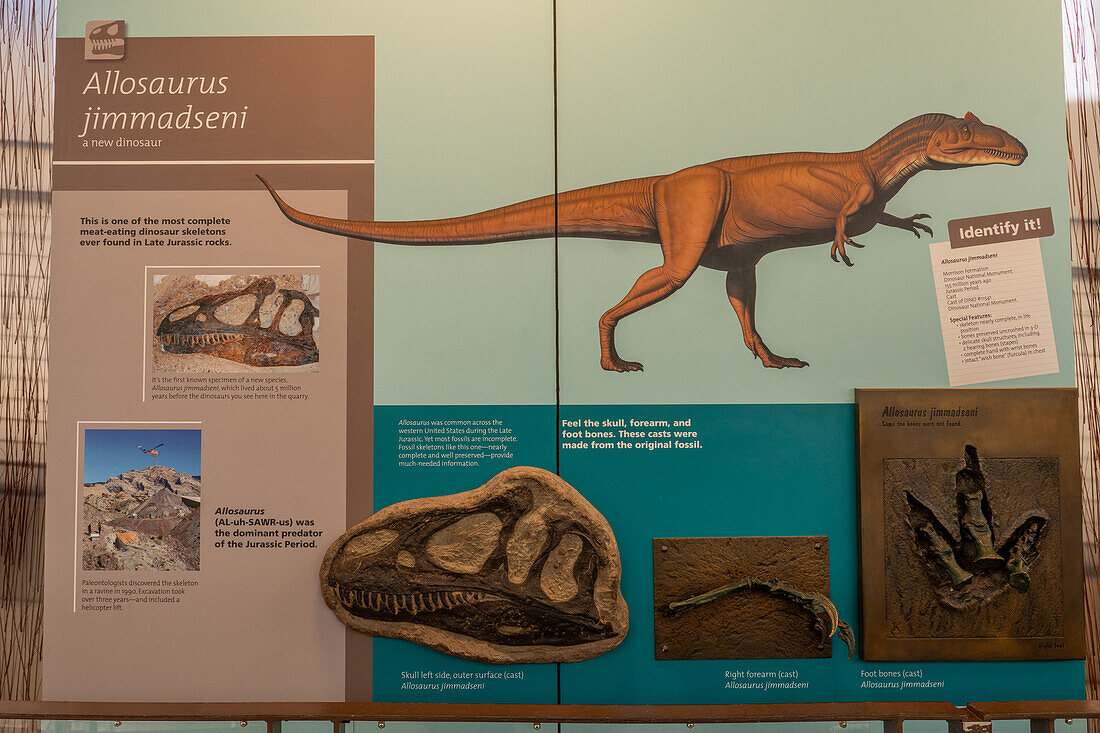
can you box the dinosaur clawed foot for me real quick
[751,341,808,369]
[761,354,809,369]
[602,355,644,372]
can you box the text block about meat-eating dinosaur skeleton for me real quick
[929,239,1058,386]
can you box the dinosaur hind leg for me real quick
[725,268,807,369]
[599,167,724,372]
[599,266,691,372]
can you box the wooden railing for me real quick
[0,701,968,732]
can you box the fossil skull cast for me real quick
[321,466,629,663]
[156,277,319,367]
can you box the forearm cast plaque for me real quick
[321,467,628,664]
[653,536,849,660]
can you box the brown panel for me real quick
[56,37,373,163]
[52,33,376,703]
[856,388,1084,661]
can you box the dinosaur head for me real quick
[927,112,1027,168]
[320,466,629,663]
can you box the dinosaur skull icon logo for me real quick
[85,21,125,60]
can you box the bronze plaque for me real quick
[653,536,850,660]
[856,388,1084,661]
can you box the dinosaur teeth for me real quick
[336,587,502,616]
[980,148,1022,161]
[161,331,247,347]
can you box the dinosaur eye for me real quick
[960,124,970,135]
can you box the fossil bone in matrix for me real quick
[156,276,319,368]
[905,445,1049,605]
[321,466,628,664]
[260,113,1025,372]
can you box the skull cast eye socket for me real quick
[168,305,199,321]
[258,292,282,327]
[540,533,585,602]
[279,297,306,336]
[214,294,259,325]
[344,529,399,556]
[425,512,503,574]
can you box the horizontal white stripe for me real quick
[54,159,374,166]
[77,420,202,425]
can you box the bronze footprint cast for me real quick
[907,445,1047,604]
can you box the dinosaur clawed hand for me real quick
[901,213,933,238]
[665,577,856,660]
[835,621,856,660]
[830,236,864,267]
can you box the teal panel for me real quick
[556,404,1084,704]
[372,405,559,703]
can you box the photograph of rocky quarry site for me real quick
[81,428,201,571]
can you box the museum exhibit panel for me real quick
[2,1,1097,731]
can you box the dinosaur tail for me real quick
[257,174,558,245]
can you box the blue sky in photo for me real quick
[82,428,202,483]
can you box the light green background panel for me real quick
[371,1,557,407]
[557,0,1071,405]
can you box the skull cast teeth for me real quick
[320,466,629,664]
[156,277,319,367]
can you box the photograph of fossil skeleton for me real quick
[321,466,628,664]
[259,113,1025,373]
[152,274,319,372]
[856,387,1085,661]
[653,536,851,660]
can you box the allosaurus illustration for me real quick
[258,112,1026,372]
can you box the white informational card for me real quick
[929,239,1058,386]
